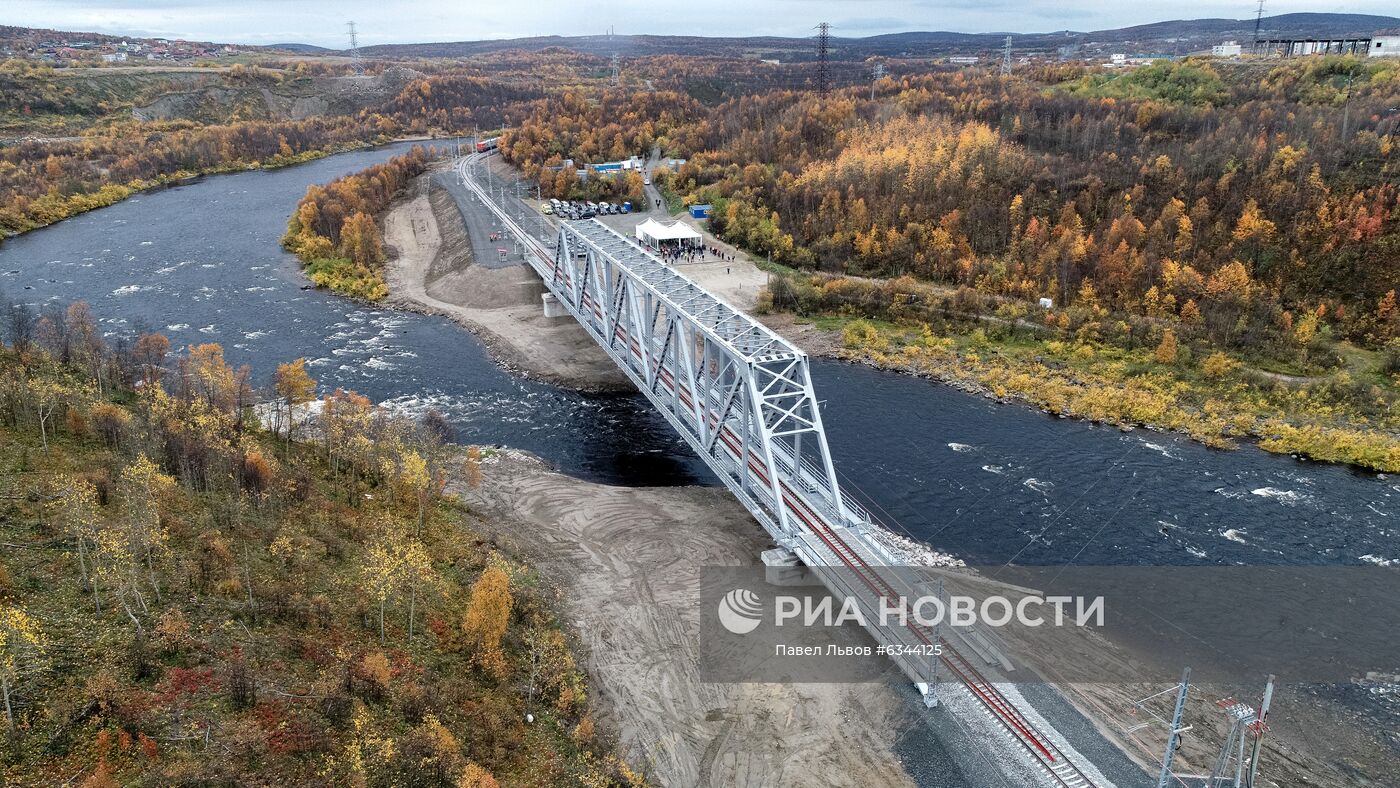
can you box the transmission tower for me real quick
[1251,0,1266,56]
[1001,35,1013,76]
[346,21,362,74]
[611,52,621,86]
[870,62,884,100]
[815,22,831,96]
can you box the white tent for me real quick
[635,217,702,247]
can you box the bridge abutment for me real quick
[541,291,569,318]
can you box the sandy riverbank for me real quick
[382,165,631,392]
[454,449,917,787]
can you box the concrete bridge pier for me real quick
[541,291,569,318]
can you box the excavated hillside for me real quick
[132,66,424,123]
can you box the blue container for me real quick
[622,201,632,213]
[690,204,712,219]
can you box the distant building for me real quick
[1372,35,1400,57]
[1212,41,1243,57]
[1106,53,1171,67]
[760,58,780,65]
[949,56,979,65]
[101,52,127,63]
[1257,37,1372,56]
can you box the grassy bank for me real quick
[0,140,384,243]
[0,331,637,785]
[759,274,1400,473]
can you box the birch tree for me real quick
[52,474,101,611]
[462,565,512,680]
[0,602,44,733]
[118,454,176,605]
[361,524,434,644]
[272,357,317,442]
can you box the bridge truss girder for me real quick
[551,219,851,542]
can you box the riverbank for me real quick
[753,305,1400,474]
[381,165,631,391]
[0,135,406,243]
[453,448,918,786]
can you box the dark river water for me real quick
[3,141,1395,786]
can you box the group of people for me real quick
[651,242,738,266]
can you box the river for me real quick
[3,142,1392,571]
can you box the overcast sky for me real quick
[5,0,1395,47]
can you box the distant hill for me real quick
[267,43,333,54]
[354,13,1400,60]
[6,13,1399,62]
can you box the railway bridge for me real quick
[455,152,1107,788]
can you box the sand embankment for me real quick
[455,450,917,788]
[382,169,630,391]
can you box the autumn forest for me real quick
[2,35,1400,786]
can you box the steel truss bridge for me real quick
[457,153,1103,788]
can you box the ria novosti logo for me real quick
[715,586,1105,634]
[717,588,764,634]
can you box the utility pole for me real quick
[870,62,884,100]
[346,21,362,74]
[1245,675,1274,788]
[1128,667,1193,788]
[1156,667,1191,788]
[1001,35,1013,76]
[1251,0,1266,56]
[815,22,831,96]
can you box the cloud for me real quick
[834,17,911,32]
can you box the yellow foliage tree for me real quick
[273,357,317,441]
[458,763,501,788]
[1154,329,1179,364]
[1294,311,1319,347]
[1180,298,1202,325]
[1231,198,1276,244]
[339,211,385,269]
[0,602,44,732]
[395,449,433,536]
[1200,352,1240,379]
[462,565,512,680]
[361,522,434,643]
[106,454,176,618]
[52,475,101,608]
